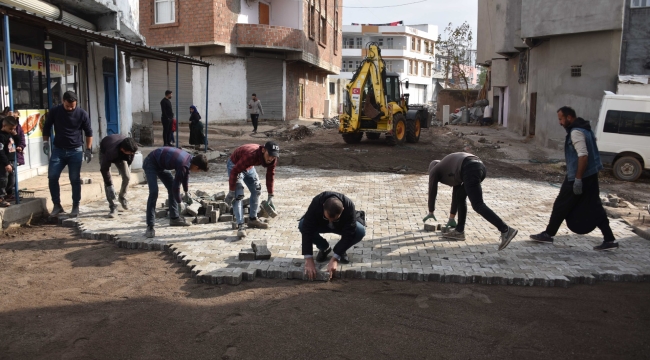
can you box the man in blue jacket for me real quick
[42,91,93,218]
[530,106,618,251]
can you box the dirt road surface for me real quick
[1,225,649,359]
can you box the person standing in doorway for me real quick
[42,91,93,218]
[529,106,618,251]
[160,90,174,146]
[248,93,264,134]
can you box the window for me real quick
[346,60,353,70]
[155,0,175,24]
[356,37,362,48]
[355,60,361,69]
[334,9,339,53]
[604,110,650,136]
[408,60,413,74]
[571,65,581,77]
[320,0,327,45]
[386,37,393,49]
[385,61,392,72]
[632,0,649,7]
[416,39,421,52]
[309,1,316,39]
[411,37,416,51]
[330,82,336,94]
[378,38,384,47]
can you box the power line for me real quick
[342,0,427,8]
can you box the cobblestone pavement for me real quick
[71,164,650,286]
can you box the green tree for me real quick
[435,21,474,107]
[478,67,488,87]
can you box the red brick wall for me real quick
[435,90,479,120]
[236,24,303,49]
[286,63,329,120]
[299,0,342,71]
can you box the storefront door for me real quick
[103,72,118,135]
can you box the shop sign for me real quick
[10,49,65,75]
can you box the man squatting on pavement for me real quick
[425,152,518,250]
[300,191,366,280]
[99,134,138,218]
[224,142,279,238]
[144,147,209,238]
[529,106,618,251]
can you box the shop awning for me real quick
[0,3,211,67]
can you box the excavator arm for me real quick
[339,44,389,133]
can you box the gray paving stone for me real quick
[219,214,233,222]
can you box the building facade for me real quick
[139,0,342,122]
[0,0,149,179]
[327,23,438,116]
[477,0,626,149]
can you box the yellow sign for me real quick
[10,49,65,75]
[18,109,47,139]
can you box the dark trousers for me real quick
[251,114,259,131]
[143,158,179,227]
[453,160,508,233]
[545,174,615,242]
[298,218,366,255]
[162,118,173,146]
[2,161,15,197]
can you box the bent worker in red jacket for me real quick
[224,142,279,238]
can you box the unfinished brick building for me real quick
[140,0,342,122]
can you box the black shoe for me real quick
[316,247,331,262]
[594,241,619,251]
[529,232,554,244]
[338,253,350,264]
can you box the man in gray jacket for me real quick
[424,152,518,250]
[248,93,264,133]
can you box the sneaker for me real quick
[119,197,129,210]
[316,247,331,262]
[442,229,465,241]
[50,204,65,217]
[69,205,80,218]
[108,207,117,218]
[170,216,190,226]
[145,226,155,238]
[593,241,619,251]
[338,253,350,264]
[529,232,554,244]
[499,227,518,250]
[237,224,247,238]
[248,218,269,229]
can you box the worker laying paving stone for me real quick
[299,191,366,280]
[224,141,279,238]
[99,135,138,218]
[424,152,518,250]
[143,147,209,238]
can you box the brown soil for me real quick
[1,225,650,359]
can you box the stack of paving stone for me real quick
[238,240,272,261]
[423,223,451,234]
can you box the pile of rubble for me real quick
[450,99,489,125]
[601,193,628,208]
[322,116,340,129]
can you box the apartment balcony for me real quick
[235,24,303,51]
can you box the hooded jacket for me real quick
[564,117,603,181]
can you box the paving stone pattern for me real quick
[72,165,650,286]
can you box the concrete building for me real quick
[477,0,626,149]
[0,0,196,180]
[327,23,438,116]
[618,0,650,95]
[139,0,342,122]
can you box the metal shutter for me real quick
[148,60,193,123]
[246,58,283,120]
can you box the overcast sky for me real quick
[341,0,478,43]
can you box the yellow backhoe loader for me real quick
[339,42,430,145]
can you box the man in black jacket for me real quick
[160,90,174,146]
[100,135,138,218]
[299,191,366,280]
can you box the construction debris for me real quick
[322,116,340,129]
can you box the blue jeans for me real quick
[227,158,261,225]
[48,146,83,206]
[298,218,366,255]
[143,157,179,227]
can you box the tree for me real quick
[435,22,474,108]
[478,66,488,87]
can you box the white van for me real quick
[595,93,650,181]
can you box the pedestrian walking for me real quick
[299,191,366,280]
[143,147,209,238]
[188,105,205,147]
[0,116,18,207]
[100,135,138,218]
[248,93,264,133]
[160,90,174,146]
[224,142,279,238]
[42,91,93,218]
[424,152,518,250]
[529,106,618,251]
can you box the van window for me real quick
[603,110,650,137]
